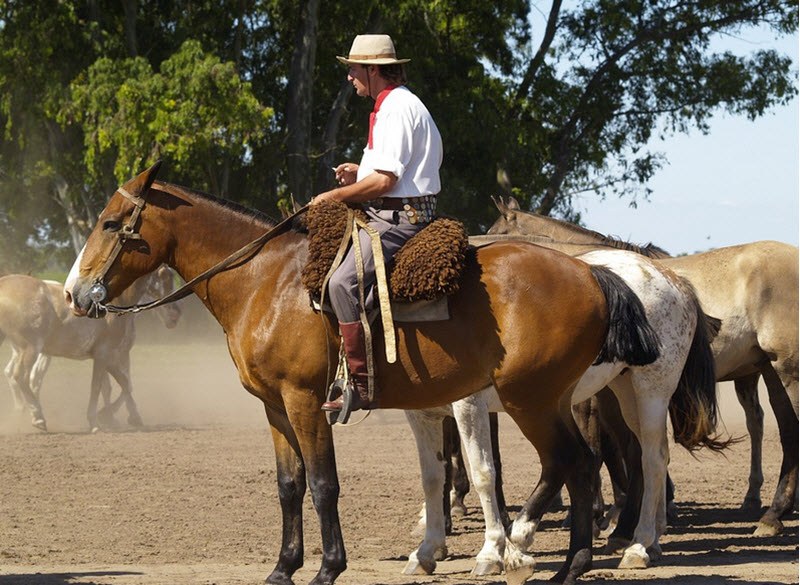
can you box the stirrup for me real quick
[325,378,354,426]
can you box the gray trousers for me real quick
[328,207,425,323]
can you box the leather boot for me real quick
[321,320,378,412]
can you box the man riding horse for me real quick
[312,34,443,415]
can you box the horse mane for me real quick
[152,180,279,227]
[595,235,671,259]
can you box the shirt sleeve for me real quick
[368,107,414,180]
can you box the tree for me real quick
[63,40,274,198]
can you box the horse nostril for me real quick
[64,290,73,306]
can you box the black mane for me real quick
[153,180,279,226]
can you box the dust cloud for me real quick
[0,296,267,434]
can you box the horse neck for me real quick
[516,211,608,245]
[156,187,304,329]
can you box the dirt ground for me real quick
[0,300,796,585]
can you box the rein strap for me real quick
[103,206,309,314]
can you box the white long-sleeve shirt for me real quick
[356,86,442,197]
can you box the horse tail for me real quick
[668,293,731,452]
[589,265,660,367]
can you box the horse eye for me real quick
[103,219,121,232]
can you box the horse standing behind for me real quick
[404,246,723,576]
[63,164,661,585]
[0,266,181,431]
[489,196,799,537]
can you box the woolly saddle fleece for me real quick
[299,199,469,303]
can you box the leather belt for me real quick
[371,195,437,224]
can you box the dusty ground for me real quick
[0,300,796,585]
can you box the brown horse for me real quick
[64,164,660,585]
[489,196,799,537]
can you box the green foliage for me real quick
[64,40,274,193]
[0,0,796,269]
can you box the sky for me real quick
[545,16,800,256]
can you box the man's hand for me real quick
[334,163,358,186]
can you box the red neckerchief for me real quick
[368,84,399,149]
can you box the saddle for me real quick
[300,199,469,321]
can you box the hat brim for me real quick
[336,56,410,65]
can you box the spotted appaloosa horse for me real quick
[0,266,180,432]
[64,163,661,585]
[490,196,798,537]
[404,246,723,575]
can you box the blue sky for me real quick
[541,13,799,256]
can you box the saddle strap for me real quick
[353,215,396,365]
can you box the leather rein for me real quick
[87,185,308,316]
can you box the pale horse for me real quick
[0,264,181,432]
[490,196,799,537]
[403,246,723,582]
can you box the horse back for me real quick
[377,241,609,410]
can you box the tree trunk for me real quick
[314,78,354,194]
[286,0,321,203]
[121,0,138,57]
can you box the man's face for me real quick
[347,64,371,97]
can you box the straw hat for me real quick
[336,34,410,65]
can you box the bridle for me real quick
[85,185,308,317]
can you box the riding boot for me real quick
[321,320,378,412]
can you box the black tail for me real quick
[669,292,731,452]
[590,265,660,366]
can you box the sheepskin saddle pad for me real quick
[300,199,469,306]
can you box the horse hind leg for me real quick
[9,348,47,431]
[754,361,798,536]
[5,347,27,412]
[734,373,764,511]
[444,416,469,520]
[404,409,448,575]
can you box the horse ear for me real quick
[506,196,521,211]
[491,195,507,214]
[122,161,163,195]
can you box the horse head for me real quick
[65,162,170,317]
[487,195,522,235]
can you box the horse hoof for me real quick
[503,539,536,585]
[91,426,100,434]
[451,501,467,518]
[754,519,783,537]
[604,536,629,555]
[433,544,448,562]
[32,419,47,432]
[740,497,762,512]
[402,555,435,575]
[128,414,144,427]
[646,542,663,562]
[471,559,503,576]
[618,544,649,569]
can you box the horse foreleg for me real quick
[265,404,307,585]
[404,409,448,575]
[452,391,510,577]
[283,400,346,585]
[755,362,798,536]
[734,373,764,510]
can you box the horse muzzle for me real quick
[65,281,108,319]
